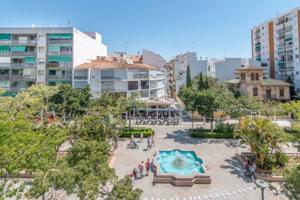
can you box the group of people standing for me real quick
[130,158,157,184]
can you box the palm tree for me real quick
[236,117,286,169]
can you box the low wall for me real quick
[155,174,211,186]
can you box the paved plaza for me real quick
[110,124,288,200]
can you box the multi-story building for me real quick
[225,66,291,101]
[73,53,165,99]
[251,6,300,93]
[0,27,107,94]
[207,58,261,82]
[165,52,208,96]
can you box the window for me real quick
[141,80,149,89]
[101,70,114,79]
[251,73,255,80]
[253,87,258,96]
[255,73,259,80]
[241,73,246,80]
[279,88,284,97]
[128,81,138,90]
[38,70,44,75]
[266,88,271,98]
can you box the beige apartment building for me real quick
[225,66,291,101]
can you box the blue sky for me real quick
[1,0,300,60]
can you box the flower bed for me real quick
[120,127,153,138]
[189,130,234,139]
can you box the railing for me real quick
[48,39,72,44]
[10,86,27,92]
[46,62,73,68]
[74,76,88,80]
[11,51,36,56]
[11,40,37,45]
[0,74,10,80]
[0,52,10,56]
[47,75,72,80]
[11,75,36,80]
[0,63,36,68]
[48,51,72,56]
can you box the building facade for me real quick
[251,6,300,93]
[165,52,208,96]
[225,66,291,101]
[0,27,107,94]
[207,58,261,82]
[73,53,165,99]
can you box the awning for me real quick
[48,55,72,62]
[0,45,10,52]
[0,34,11,40]
[25,57,36,63]
[11,45,26,52]
[48,33,72,39]
[48,45,60,52]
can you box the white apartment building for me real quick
[73,53,165,99]
[165,52,207,96]
[251,6,300,92]
[207,58,261,81]
[0,27,107,95]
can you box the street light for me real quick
[255,179,269,200]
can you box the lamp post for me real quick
[255,179,269,200]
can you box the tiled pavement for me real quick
[110,125,288,200]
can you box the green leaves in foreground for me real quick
[109,176,142,200]
[283,165,300,200]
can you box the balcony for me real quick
[11,51,36,56]
[48,39,72,44]
[74,75,88,80]
[0,74,10,80]
[46,62,73,68]
[0,63,36,68]
[0,52,10,56]
[11,40,37,45]
[47,74,72,80]
[11,75,36,80]
[48,51,72,56]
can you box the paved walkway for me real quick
[110,125,288,200]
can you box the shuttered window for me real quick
[48,33,72,39]
[0,34,11,40]
[0,46,10,52]
[25,57,36,63]
[11,45,26,52]
[48,55,72,62]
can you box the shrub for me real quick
[190,130,233,139]
[189,122,234,139]
[120,127,153,138]
[273,152,289,167]
[215,122,235,133]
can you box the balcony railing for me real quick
[11,51,36,56]
[47,75,72,80]
[48,51,72,56]
[0,63,36,68]
[0,74,10,80]
[46,62,73,68]
[0,52,10,56]
[74,76,88,80]
[48,39,72,44]
[11,40,37,45]
[11,75,36,80]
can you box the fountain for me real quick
[155,150,211,186]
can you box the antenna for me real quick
[67,20,71,27]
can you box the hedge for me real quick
[120,127,153,138]
[190,130,234,139]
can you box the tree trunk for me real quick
[129,111,132,128]
[191,111,194,129]
[210,118,214,131]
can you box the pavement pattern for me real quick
[110,124,288,200]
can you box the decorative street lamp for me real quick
[255,179,269,200]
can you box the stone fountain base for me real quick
[155,174,211,186]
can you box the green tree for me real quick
[236,117,287,169]
[281,101,300,120]
[27,140,116,200]
[195,90,217,130]
[109,176,142,200]
[178,86,197,128]
[283,165,300,199]
[49,85,91,121]
[186,65,192,88]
